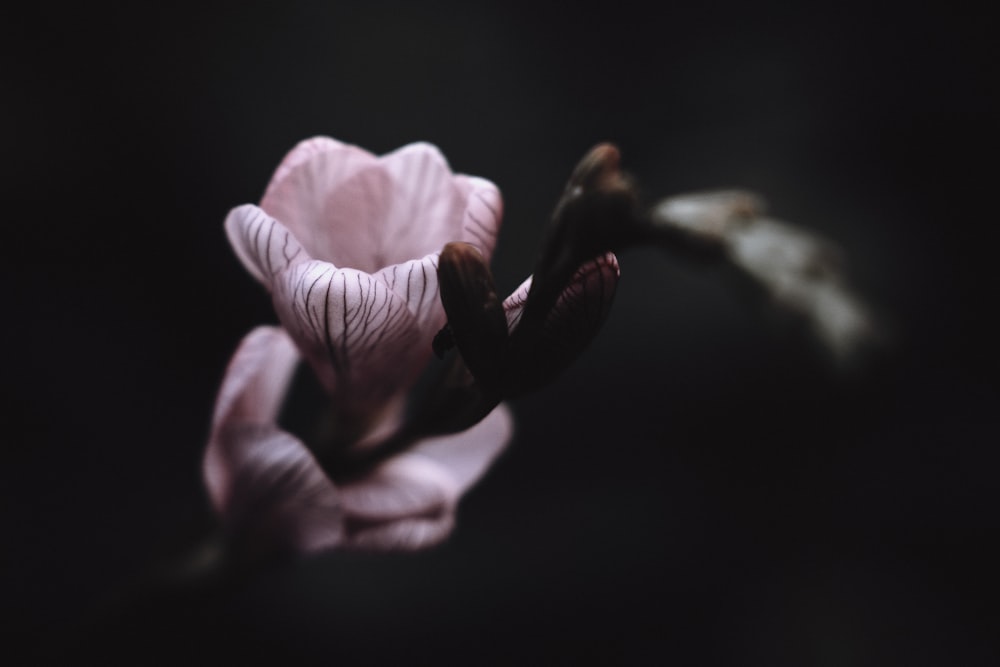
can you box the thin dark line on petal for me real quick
[467,211,497,237]
[474,191,499,220]
[323,273,344,376]
[265,219,276,276]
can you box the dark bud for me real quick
[436,242,510,393]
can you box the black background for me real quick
[3,1,997,664]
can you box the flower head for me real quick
[224,137,503,442]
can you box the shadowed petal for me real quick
[211,425,343,557]
[503,254,620,393]
[504,253,619,336]
[224,204,311,286]
[409,402,513,494]
[272,261,428,414]
[204,327,342,557]
[345,515,456,551]
[338,404,513,550]
[340,456,455,520]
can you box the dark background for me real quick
[3,1,997,664]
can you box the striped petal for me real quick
[272,260,428,416]
[374,252,447,338]
[455,175,503,259]
[503,253,620,392]
[224,204,311,286]
[204,327,342,558]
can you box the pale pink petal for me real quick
[264,136,347,197]
[339,455,455,551]
[377,143,469,265]
[260,144,390,272]
[344,514,455,551]
[204,327,342,556]
[340,456,455,520]
[502,275,532,333]
[337,403,513,551]
[210,425,343,556]
[409,403,513,495]
[374,252,447,337]
[272,261,428,414]
[224,205,311,286]
[454,175,503,259]
[209,327,299,433]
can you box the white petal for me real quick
[224,205,310,286]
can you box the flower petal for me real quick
[338,403,513,551]
[272,261,428,416]
[259,142,390,271]
[376,142,470,265]
[204,326,342,558]
[264,136,347,197]
[503,253,620,393]
[454,175,503,259]
[340,456,455,521]
[374,252,446,336]
[224,204,311,286]
[211,425,344,558]
[409,402,513,495]
[344,514,456,551]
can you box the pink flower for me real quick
[204,326,512,558]
[204,138,511,559]
[205,138,622,561]
[224,137,503,443]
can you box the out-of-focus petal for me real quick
[272,260,427,414]
[410,402,513,495]
[340,456,455,520]
[204,327,342,557]
[344,514,456,551]
[224,205,311,286]
[211,425,343,557]
[338,403,513,551]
